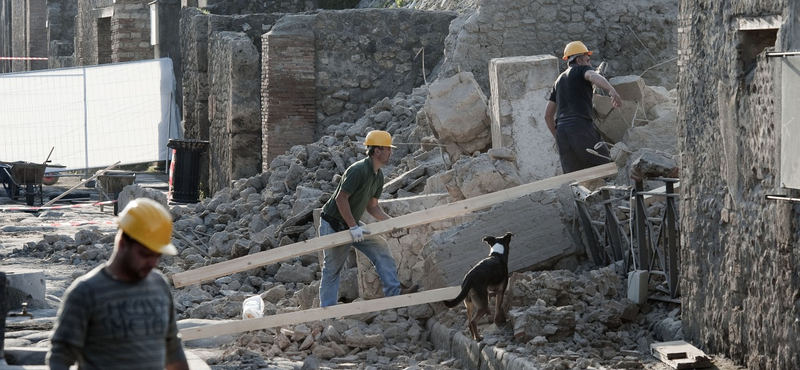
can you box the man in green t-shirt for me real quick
[47,198,189,370]
[318,130,417,307]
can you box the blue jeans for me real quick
[318,219,401,307]
[555,118,610,173]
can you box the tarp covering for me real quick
[0,58,182,171]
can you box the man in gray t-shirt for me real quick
[47,198,188,370]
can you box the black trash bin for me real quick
[167,139,209,203]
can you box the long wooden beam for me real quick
[41,161,120,208]
[180,286,462,340]
[171,163,617,287]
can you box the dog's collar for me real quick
[490,243,504,255]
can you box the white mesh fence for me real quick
[0,58,182,171]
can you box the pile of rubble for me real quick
[4,71,685,369]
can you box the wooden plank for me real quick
[650,341,713,370]
[179,286,462,340]
[171,163,617,287]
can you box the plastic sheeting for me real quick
[0,58,182,171]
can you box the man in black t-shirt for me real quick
[545,41,623,173]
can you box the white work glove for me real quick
[349,225,371,242]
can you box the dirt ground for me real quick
[0,175,749,370]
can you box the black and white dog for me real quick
[443,232,513,341]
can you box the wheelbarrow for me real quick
[1,161,48,206]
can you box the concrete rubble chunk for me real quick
[629,149,679,181]
[419,71,492,161]
[438,153,522,201]
[609,75,646,101]
[345,333,385,349]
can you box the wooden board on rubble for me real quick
[171,163,618,288]
[650,340,713,369]
[179,286,462,340]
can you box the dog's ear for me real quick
[503,232,514,240]
[483,236,495,245]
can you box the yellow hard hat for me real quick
[363,130,396,148]
[562,41,593,60]
[116,198,177,255]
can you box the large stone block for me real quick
[609,75,646,101]
[489,54,561,182]
[422,188,574,289]
[4,269,47,310]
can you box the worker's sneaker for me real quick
[400,283,420,295]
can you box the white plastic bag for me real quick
[242,295,264,319]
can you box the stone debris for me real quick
[3,65,684,370]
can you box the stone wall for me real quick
[197,0,319,14]
[208,31,262,194]
[180,8,283,193]
[26,0,47,70]
[0,0,48,72]
[678,1,799,370]
[75,0,151,66]
[180,7,209,141]
[181,8,453,193]
[432,0,679,91]
[75,0,112,65]
[46,0,76,69]
[312,9,455,131]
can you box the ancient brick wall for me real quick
[75,0,112,66]
[74,0,152,65]
[110,0,152,62]
[261,15,316,166]
[678,1,799,369]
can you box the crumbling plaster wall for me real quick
[432,0,679,92]
[678,1,799,370]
